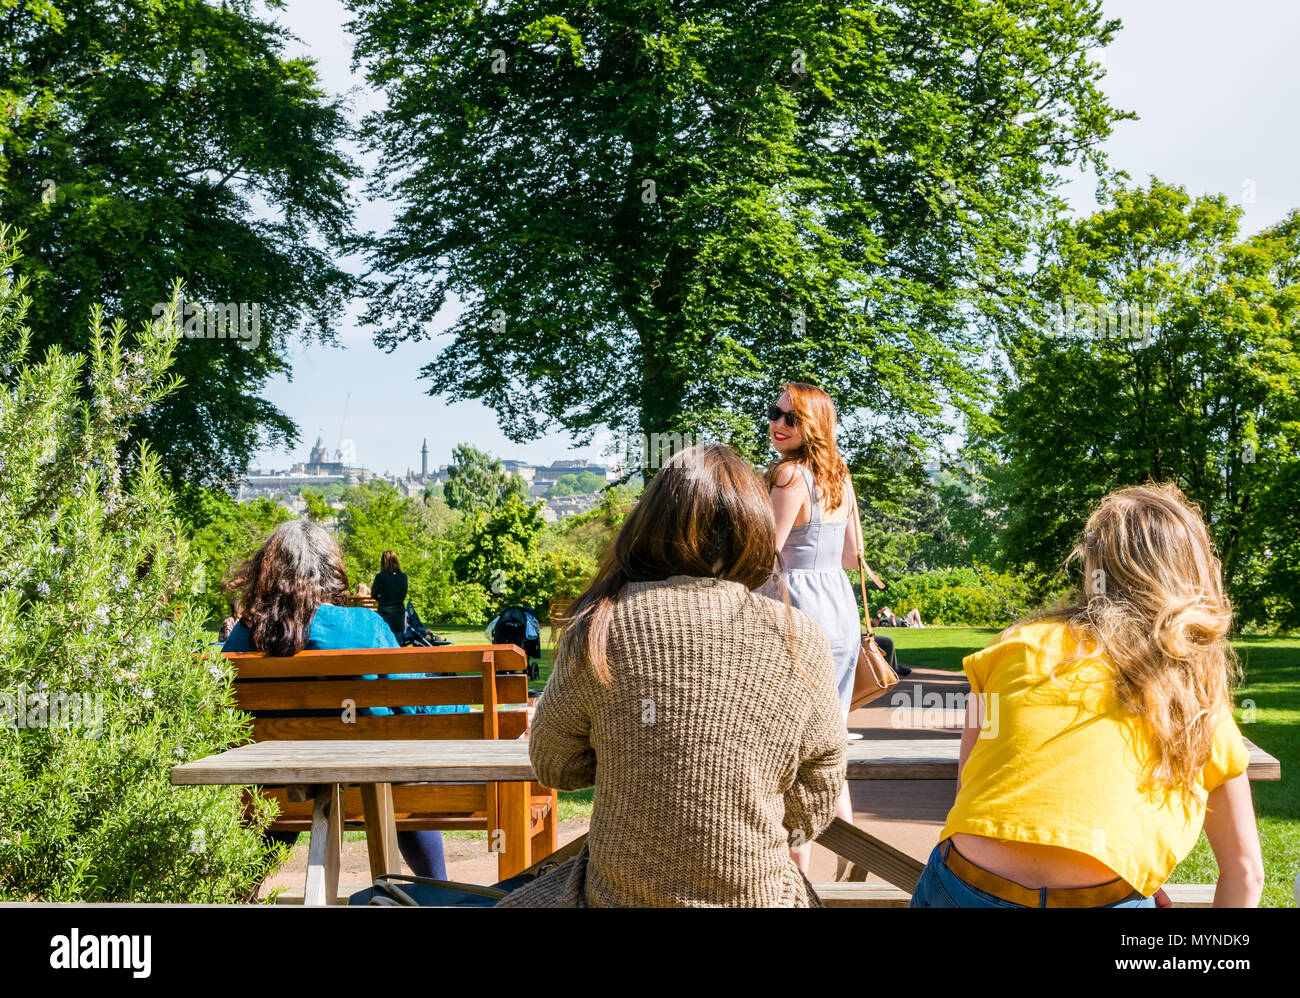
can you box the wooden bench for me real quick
[222,644,558,882]
[344,595,379,609]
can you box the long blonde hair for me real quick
[1018,482,1239,795]
[765,382,850,512]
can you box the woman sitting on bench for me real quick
[222,518,457,881]
[911,483,1264,908]
[500,443,846,907]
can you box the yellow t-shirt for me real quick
[941,619,1250,897]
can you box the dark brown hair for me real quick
[381,550,401,573]
[235,519,349,656]
[558,443,784,684]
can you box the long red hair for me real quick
[765,382,850,512]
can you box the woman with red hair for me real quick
[764,382,889,875]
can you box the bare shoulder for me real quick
[769,462,805,492]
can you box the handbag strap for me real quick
[846,474,875,637]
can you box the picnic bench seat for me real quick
[222,643,558,881]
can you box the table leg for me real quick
[359,782,400,880]
[815,817,925,894]
[304,783,343,906]
[495,781,532,880]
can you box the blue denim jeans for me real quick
[268,829,448,880]
[909,840,1156,908]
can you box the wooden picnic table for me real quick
[171,734,1281,905]
[172,739,541,906]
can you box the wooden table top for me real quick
[171,736,1281,787]
[171,739,538,785]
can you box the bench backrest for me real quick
[223,644,531,742]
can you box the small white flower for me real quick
[141,687,154,700]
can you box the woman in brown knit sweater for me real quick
[499,443,846,907]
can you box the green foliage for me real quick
[410,577,494,628]
[545,470,605,497]
[0,232,276,901]
[541,484,640,564]
[979,179,1300,629]
[533,548,598,604]
[874,566,1056,628]
[185,491,292,620]
[300,489,335,524]
[333,479,472,620]
[454,495,545,602]
[455,496,596,612]
[1,0,358,488]
[443,443,529,514]
[347,0,1127,468]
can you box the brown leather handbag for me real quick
[847,479,898,710]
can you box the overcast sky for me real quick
[250,0,1300,476]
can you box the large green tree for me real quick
[0,0,357,490]
[979,179,1300,627]
[443,442,530,514]
[346,0,1127,466]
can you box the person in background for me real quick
[912,483,1263,908]
[355,581,372,598]
[223,520,453,881]
[762,382,887,875]
[371,550,408,639]
[500,444,845,907]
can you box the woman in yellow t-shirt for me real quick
[911,483,1264,908]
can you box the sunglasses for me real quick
[766,404,798,428]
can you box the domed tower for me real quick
[309,434,327,468]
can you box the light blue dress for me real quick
[766,465,861,715]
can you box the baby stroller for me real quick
[401,601,452,648]
[486,604,542,680]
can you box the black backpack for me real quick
[491,604,542,679]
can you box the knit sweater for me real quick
[501,574,846,908]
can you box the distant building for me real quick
[539,492,603,523]
[237,434,371,502]
[500,459,536,484]
[288,435,358,477]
